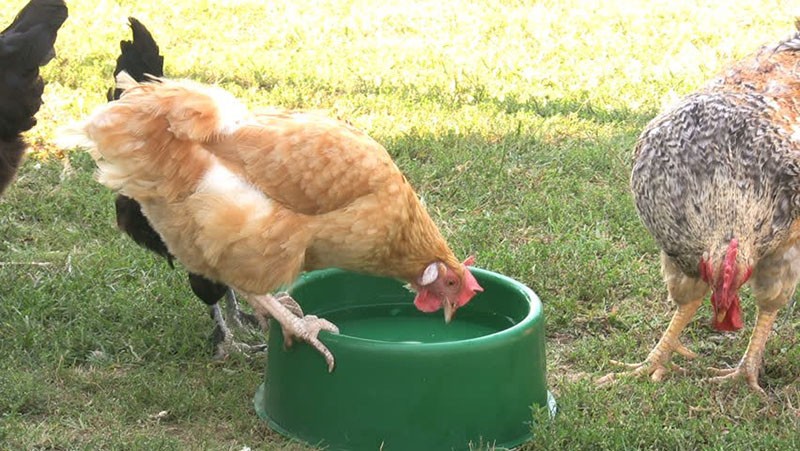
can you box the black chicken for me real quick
[0,0,67,195]
[109,17,264,359]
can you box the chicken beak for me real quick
[716,309,727,323]
[443,301,455,324]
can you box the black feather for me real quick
[109,18,230,307]
[109,17,172,265]
[188,274,229,307]
[114,194,174,267]
[107,17,164,101]
[0,0,67,194]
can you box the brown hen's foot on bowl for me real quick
[274,292,305,317]
[282,313,340,372]
[251,292,305,331]
[245,293,339,372]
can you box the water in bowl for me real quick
[320,303,515,343]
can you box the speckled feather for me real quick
[600,23,800,390]
[632,28,800,280]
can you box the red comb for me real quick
[721,239,739,295]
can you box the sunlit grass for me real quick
[1,0,799,449]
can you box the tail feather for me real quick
[76,21,213,203]
[0,0,68,68]
[115,71,140,93]
[106,18,235,310]
[105,19,174,266]
[110,75,250,143]
[107,17,164,101]
[0,0,68,195]
[83,80,215,201]
[0,0,68,138]
[105,19,235,302]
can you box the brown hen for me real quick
[67,74,482,371]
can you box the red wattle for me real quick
[710,293,744,331]
[413,289,441,313]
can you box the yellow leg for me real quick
[708,308,778,396]
[597,297,702,385]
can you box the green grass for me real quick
[2,0,799,449]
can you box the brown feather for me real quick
[76,76,463,295]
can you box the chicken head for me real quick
[412,256,483,322]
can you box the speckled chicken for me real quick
[599,22,800,394]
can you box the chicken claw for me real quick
[596,338,696,386]
[707,363,766,396]
[212,338,267,361]
[244,293,339,371]
[249,292,306,331]
[598,297,702,387]
[274,292,304,317]
[210,301,268,360]
[706,309,778,396]
[281,314,340,372]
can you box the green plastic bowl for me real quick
[254,268,554,450]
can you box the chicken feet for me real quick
[221,288,257,329]
[708,309,778,395]
[245,293,339,371]
[248,292,305,330]
[211,291,307,359]
[597,298,702,385]
[209,290,267,360]
[273,292,305,317]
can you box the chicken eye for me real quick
[446,279,457,287]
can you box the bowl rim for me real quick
[289,267,542,350]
